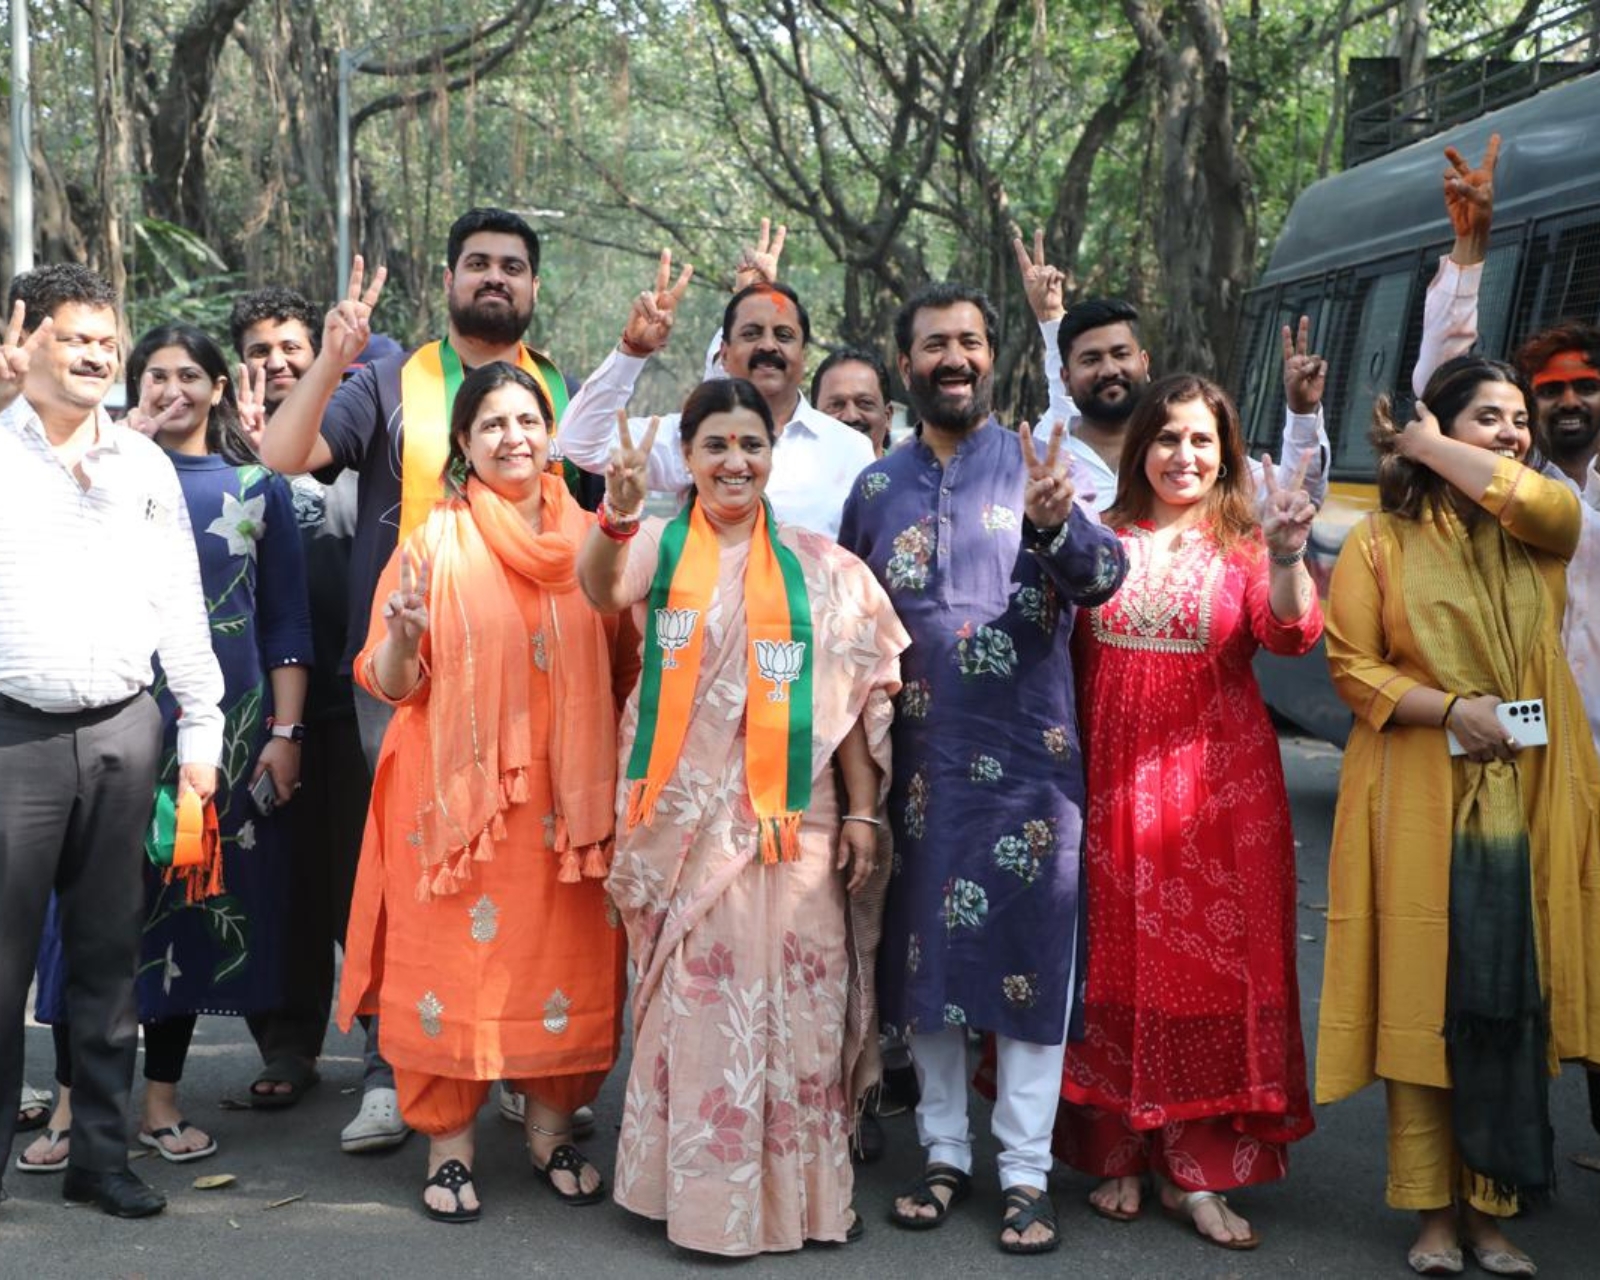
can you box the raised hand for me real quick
[1281,315,1327,415]
[382,546,430,653]
[323,254,388,369]
[1011,227,1067,323]
[1019,420,1076,530]
[733,217,786,291]
[605,410,659,515]
[1259,451,1315,557]
[235,361,269,452]
[1443,134,1499,252]
[125,395,191,439]
[0,300,54,409]
[619,250,695,357]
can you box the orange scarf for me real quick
[624,498,814,863]
[408,472,617,900]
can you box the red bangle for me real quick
[598,504,639,541]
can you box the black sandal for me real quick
[888,1161,971,1230]
[422,1158,481,1224]
[531,1142,605,1206]
[999,1186,1060,1255]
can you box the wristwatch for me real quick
[266,718,306,743]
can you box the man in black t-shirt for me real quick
[260,208,570,1155]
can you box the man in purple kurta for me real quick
[838,283,1126,1250]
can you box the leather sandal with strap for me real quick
[999,1186,1060,1255]
[422,1158,480,1224]
[888,1161,971,1230]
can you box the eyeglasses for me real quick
[1533,378,1600,401]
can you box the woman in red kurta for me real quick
[1054,375,1322,1251]
[338,364,635,1223]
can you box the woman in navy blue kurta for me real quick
[33,326,309,1165]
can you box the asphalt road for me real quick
[4,734,1596,1279]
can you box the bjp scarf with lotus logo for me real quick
[625,497,814,863]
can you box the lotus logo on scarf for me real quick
[654,608,699,669]
[754,639,807,702]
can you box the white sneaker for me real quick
[340,1086,410,1153]
[497,1085,594,1137]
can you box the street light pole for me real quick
[10,0,35,274]
[336,45,357,298]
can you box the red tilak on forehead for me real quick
[747,285,794,318]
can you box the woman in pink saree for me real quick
[578,378,907,1254]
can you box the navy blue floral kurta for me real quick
[838,421,1126,1044]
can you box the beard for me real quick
[449,288,533,346]
[1076,373,1143,425]
[1542,406,1600,462]
[908,364,993,433]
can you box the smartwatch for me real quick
[267,718,306,743]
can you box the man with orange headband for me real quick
[1414,131,1600,1177]
[557,233,874,538]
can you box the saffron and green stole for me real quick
[397,340,569,543]
[1399,500,1554,1201]
[625,498,814,863]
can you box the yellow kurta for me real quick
[1317,460,1600,1103]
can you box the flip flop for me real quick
[423,1158,481,1224]
[16,1084,53,1133]
[530,1143,605,1206]
[138,1120,219,1164]
[14,1127,69,1173]
[249,1057,320,1110]
[1163,1188,1260,1251]
[1088,1176,1144,1222]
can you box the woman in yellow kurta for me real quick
[338,364,635,1223]
[1319,354,1600,1277]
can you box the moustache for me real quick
[1092,375,1130,396]
[475,286,512,302]
[748,351,788,372]
[931,366,975,387]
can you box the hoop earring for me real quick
[1217,463,1228,479]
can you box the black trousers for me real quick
[0,694,161,1181]
[245,713,370,1064]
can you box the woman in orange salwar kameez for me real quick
[579,379,909,1256]
[337,364,635,1223]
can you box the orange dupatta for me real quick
[401,472,618,900]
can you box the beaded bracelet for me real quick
[1268,546,1306,567]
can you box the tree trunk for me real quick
[90,0,131,327]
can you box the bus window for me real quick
[1233,288,1284,452]
[1332,271,1412,476]
[1476,242,1523,358]
[1517,215,1600,337]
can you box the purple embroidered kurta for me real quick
[838,421,1127,1044]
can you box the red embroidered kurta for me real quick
[1060,524,1322,1147]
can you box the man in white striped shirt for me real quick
[0,265,222,1218]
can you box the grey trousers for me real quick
[0,694,161,1182]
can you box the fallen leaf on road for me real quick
[265,1193,305,1210]
[193,1174,236,1190]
